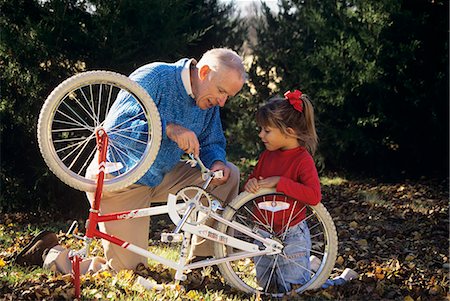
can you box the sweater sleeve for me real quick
[103,89,149,164]
[276,155,321,205]
[197,107,227,168]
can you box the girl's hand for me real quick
[244,178,260,193]
[257,176,280,189]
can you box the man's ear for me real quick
[198,65,211,80]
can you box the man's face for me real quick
[195,66,244,110]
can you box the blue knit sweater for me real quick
[104,59,227,187]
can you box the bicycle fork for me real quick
[68,128,109,299]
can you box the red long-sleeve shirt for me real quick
[246,146,321,233]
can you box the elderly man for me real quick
[16,48,246,277]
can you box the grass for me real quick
[320,176,347,186]
[0,220,259,300]
[148,242,181,264]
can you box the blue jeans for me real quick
[254,221,311,292]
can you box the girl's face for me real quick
[258,125,299,151]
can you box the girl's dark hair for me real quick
[256,94,318,154]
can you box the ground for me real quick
[0,177,448,300]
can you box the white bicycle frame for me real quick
[72,149,283,283]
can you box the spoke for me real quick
[110,131,149,146]
[281,201,298,240]
[109,139,139,166]
[112,125,149,136]
[270,196,275,235]
[274,260,290,293]
[53,118,95,131]
[61,98,95,129]
[261,197,270,228]
[251,199,272,232]
[97,83,103,127]
[243,205,273,234]
[67,92,97,127]
[53,136,91,143]
[105,83,114,117]
[234,213,253,229]
[235,207,270,232]
[109,138,145,158]
[52,126,92,133]
[303,211,317,223]
[108,118,149,134]
[277,205,307,235]
[56,137,92,154]
[264,255,280,293]
[253,255,264,272]
[77,144,97,175]
[89,84,98,126]
[279,253,313,275]
[79,86,97,124]
[255,255,274,289]
[310,231,324,239]
[58,132,95,159]
[55,108,92,130]
[67,135,95,170]
[108,140,139,170]
[59,132,95,167]
[308,220,322,232]
[107,140,123,176]
[108,111,145,132]
[309,248,325,257]
[270,256,310,293]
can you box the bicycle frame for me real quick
[76,128,283,282]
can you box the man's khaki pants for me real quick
[44,161,239,275]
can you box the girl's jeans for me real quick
[254,220,311,292]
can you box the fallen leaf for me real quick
[349,221,358,228]
[405,254,415,262]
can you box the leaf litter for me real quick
[0,178,448,300]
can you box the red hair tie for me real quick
[284,90,303,112]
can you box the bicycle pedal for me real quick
[211,200,224,212]
[161,233,183,242]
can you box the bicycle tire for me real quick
[38,71,161,192]
[214,188,338,296]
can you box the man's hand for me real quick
[244,176,280,193]
[210,161,230,186]
[166,123,200,157]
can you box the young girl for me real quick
[244,89,321,292]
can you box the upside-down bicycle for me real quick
[37,71,338,298]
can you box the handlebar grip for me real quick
[214,170,224,179]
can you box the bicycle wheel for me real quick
[214,188,338,297]
[38,71,162,192]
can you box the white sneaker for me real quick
[340,268,359,281]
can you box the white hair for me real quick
[197,48,247,80]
